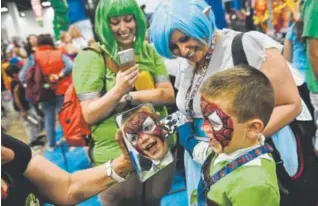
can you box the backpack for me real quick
[58,46,110,147]
[25,62,56,105]
[232,33,318,206]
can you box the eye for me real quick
[169,44,178,52]
[142,117,156,133]
[179,35,190,43]
[110,18,120,26]
[126,133,138,145]
[124,15,134,23]
[208,111,223,131]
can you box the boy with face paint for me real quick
[121,105,173,181]
[186,65,280,206]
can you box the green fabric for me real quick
[302,0,318,92]
[73,42,175,165]
[190,157,280,206]
[50,0,69,40]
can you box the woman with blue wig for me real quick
[150,0,301,204]
[72,0,176,205]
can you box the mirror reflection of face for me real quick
[123,110,168,160]
[169,30,208,63]
[200,96,234,149]
[110,15,136,48]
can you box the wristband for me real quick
[105,160,126,183]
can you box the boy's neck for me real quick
[222,141,260,155]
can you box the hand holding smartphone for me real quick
[118,48,136,71]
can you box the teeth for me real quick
[145,142,156,150]
[188,51,194,58]
[120,33,129,38]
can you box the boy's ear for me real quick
[203,6,212,17]
[246,119,264,140]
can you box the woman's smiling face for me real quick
[169,29,208,63]
[109,15,136,48]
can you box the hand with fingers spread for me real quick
[115,64,139,95]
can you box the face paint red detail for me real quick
[123,111,165,156]
[200,97,234,147]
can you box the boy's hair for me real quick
[200,65,274,127]
[149,0,217,59]
[5,64,20,78]
[95,0,147,61]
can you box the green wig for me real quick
[95,0,147,61]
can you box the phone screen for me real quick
[118,48,135,71]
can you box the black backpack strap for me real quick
[231,33,248,66]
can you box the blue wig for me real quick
[149,0,217,59]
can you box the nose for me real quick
[177,43,189,57]
[119,21,128,33]
[138,133,151,145]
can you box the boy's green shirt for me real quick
[72,42,176,165]
[302,0,318,92]
[190,155,280,206]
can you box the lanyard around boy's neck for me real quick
[197,143,273,206]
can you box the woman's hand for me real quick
[115,64,139,95]
[114,130,133,174]
[49,74,59,83]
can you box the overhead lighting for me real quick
[20,12,26,17]
[1,7,8,13]
[42,1,51,7]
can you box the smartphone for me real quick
[118,48,135,71]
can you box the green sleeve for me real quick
[302,0,318,38]
[148,44,170,83]
[229,184,279,206]
[72,50,105,98]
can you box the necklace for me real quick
[184,35,217,118]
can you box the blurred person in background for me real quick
[19,34,73,151]
[59,31,80,59]
[5,65,42,145]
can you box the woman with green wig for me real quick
[72,0,176,205]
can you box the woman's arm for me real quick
[24,131,133,206]
[283,39,293,62]
[59,54,74,77]
[128,82,175,106]
[81,65,139,125]
[260,48,301,137]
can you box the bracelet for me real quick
[105,160,126,183]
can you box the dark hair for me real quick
[5,64,21,78]
[25,34,37,56]
[37,34,55,47]
[200,65,275,127]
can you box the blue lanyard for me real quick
[197,143,273,206]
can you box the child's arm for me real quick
[178,122,213,165]
[13,85,27,117]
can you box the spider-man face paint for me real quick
[123,111,168,160]
[200,96,234,147]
